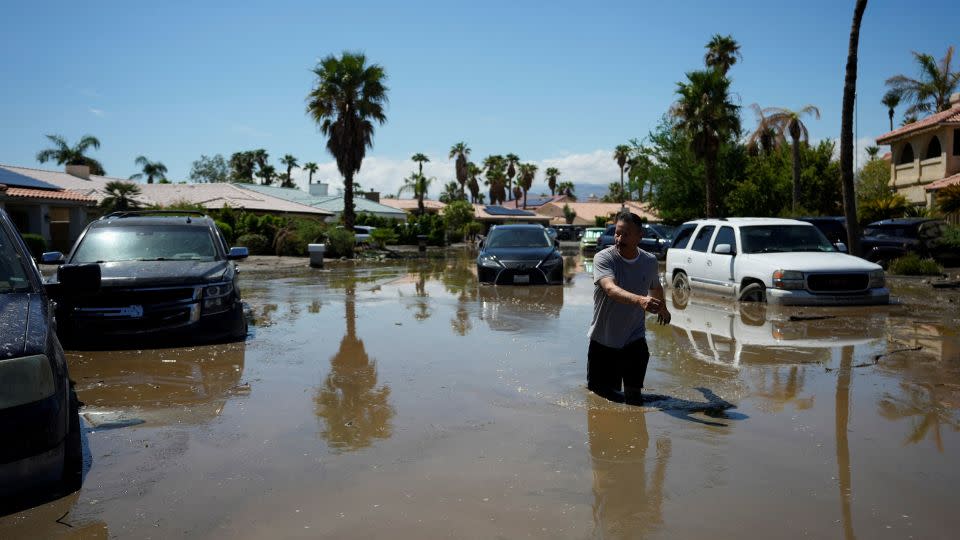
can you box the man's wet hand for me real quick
[638,296,662,313]
[657,309,671,325]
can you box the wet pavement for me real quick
[2,252,960,538]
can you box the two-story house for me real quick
[875,92,960,213]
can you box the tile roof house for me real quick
[875,93,960,209]
[378,198,446,214]
[535,201,659,226]
[472,204,552,227]
[236,183,408,222]
[0,165,99,251]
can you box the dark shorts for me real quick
[587,338,650,403]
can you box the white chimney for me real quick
[309,182,329,197]
[66,164,90,180]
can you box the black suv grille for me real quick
[807,273,868,292]
[90,287,199,307]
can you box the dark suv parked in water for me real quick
[1,209,82,497]
[42,211,249,346]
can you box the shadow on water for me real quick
[314,280,395,453]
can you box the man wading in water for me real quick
[588,211,671,404]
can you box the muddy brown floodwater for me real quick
[2,253,960,539]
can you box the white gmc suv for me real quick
[665,218,888,306]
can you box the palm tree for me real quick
[439,181,463,204]
[280,154,299,185]
[411,153,430,175]
[306,51,388,229]
[398,172,432,215]
[755,105,821,212]
[482,155,507,205]
[466,162,482,203]
[672,69,741,218]
[129,155,167,184]
[303,162,319,184]
[449,142,471,197]
[517,163,537,208]
[229,151,257,183]
[881,90,900,131]
[545,167,560,196]
[885,45,960,117]
[505,153,520,201]
[840,0,868,258]
[257,164,276,186]
[251,149,269,173]
[704,34,742,75]
[36,134,105,175]
[745,103,787,156]
[557,181,577,201]
[613,145,632,205]
[100,181,142,212]
[865,145,880,160]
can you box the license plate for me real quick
[513,275,530,284]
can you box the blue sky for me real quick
[1,0,957,196]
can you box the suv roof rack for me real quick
[101,210,209,220]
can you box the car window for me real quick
[650,224,675,240]
[918,221,946,241]
[740,225,834,253]
[863,226,909,238]
[690,226,715,252]
[671,225,696,249]
[712,226,736,253]
[486,228,550,248]
[0,226,33,293]
[72,225,219,263]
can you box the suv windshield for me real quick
[73,225,219,263]
[862,224,917,238]
[1,227,33,293]
[740,225,835,254]
[486,228,550,248]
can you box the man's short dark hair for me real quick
[616,211,644,231]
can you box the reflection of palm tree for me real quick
[836,346,856,540]
[879,382,960,452]
[753,366,814,412]
[587,395,670,538]
[315,282,394,452]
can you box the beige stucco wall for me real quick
[888,127,958,205]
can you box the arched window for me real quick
[925,136,942,159]
[898,143,915,164]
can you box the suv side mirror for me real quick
[714,243,733,255]
[57,263,101,293]
[40,251,65,265]
[834,242,848,253]
[228,247,249,260]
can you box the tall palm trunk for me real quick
[791,135,802,212]
[344,172,356,228]
[840,0,868,256]
[888,109,894,131]
[704,150,718,218]
[619,166,625,206]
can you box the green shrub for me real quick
[20,233,47,258]
[888,253,943,276]
[236,233,270,255]
[943,225,960,250]
[594,216,608,227]
[370,228,398,248]
[325,227,355,258]
[215,221,234,243]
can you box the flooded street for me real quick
[3,253,960,539]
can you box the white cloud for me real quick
[290,150,620,198]
[88,107,104,117]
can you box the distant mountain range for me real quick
[531,182,611,201]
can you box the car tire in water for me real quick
[60,388,83,494]
[671,272,691,308]
[738,282,766,303]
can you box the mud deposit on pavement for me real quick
[3,254,959,538]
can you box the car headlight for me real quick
[772,269,805,290]
[478,255,503,269]
[869,269,885,288]
[203,282,235,313]
[538,253,562,268]
[0,354,55,409]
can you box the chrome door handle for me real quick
[686,257,692,263]
[707,260,712,267]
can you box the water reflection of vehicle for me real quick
[69,342,246,426]
[667,297,883,366]
[477,283,564,332]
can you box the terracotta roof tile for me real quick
[925,172,960,191]
[1,186,97,203]
[876,104,960,144]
